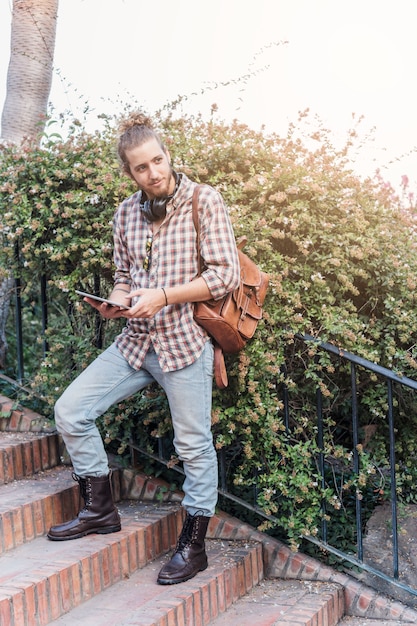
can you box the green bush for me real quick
[1,108,417,550]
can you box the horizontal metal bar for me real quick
[0,372,45,400]
[127,441,185,476]
[297,333,417,391]
[125,440,279,523]
[304,534,417,597]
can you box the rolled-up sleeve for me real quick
[112,196,135,286]
[197,186,240,300]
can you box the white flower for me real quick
[311,273,324,282]
[89,194,100,205]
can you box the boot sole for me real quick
[157,562,208,585]
[47,524,122,541]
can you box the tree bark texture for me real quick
[1,0,59,143]
[0,0,58,369]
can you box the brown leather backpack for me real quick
[192,185,269,387]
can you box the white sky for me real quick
[1,0,417,194]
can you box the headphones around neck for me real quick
[141,171,181,222]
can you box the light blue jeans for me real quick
[54,341,218,517]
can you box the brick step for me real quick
[209,578,344,626]
[0,463,186,556]
[0,432,60,484]
[0,501,182,623]
[2,411,417,625]
[0,502,263,626]
[0,465,78,554]
[47,572,344,626]
[0,395,50,433]
[46,543,263,626]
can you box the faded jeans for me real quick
[54,341,217,517]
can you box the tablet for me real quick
[75,290,131,310]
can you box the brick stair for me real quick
[1,397,417,625]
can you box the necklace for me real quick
[143,234,152,271]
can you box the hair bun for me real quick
[118,112,153,135]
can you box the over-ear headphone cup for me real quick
[141,171,181,222]
[142,199,166,222]
[150,198,167,219]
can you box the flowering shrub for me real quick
[1,108,417,550]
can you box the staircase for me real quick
[1,395,417,626]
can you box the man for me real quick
[47,112,240,586]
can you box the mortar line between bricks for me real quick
[27,501,36,544]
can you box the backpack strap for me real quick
[192,184,204,276]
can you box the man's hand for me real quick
[125,288,166,319]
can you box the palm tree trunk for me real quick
[0,0,58,370]
[1,0,58,142]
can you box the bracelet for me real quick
[161,287,168,306]
[112,287,129,294]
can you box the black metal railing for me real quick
[5,276,417,602]
[10,272,104,385]
[126,332,417,601]
[294,334,417,598]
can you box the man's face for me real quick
[125,137,174,199]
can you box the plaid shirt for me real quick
[113,174,240,372]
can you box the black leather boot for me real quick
[157,512,210,585]
[47,473,121,541]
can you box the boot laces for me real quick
[72,473,92,508]
[177,514,194,551]
[176,512,204,551]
